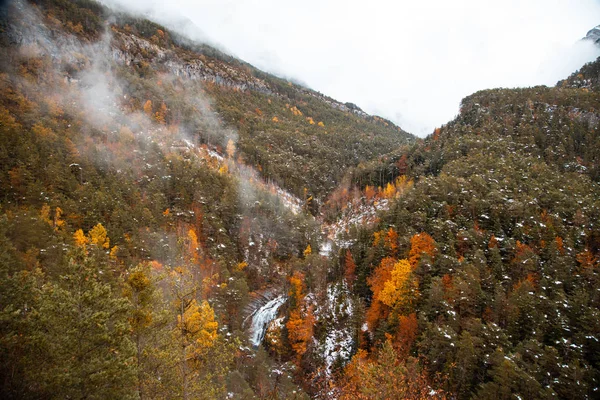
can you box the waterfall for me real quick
[247,295,286,347]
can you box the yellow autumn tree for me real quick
[394,175,414,195]
[41,205,65,231]
[89,223,110,249]
[73,229,88,248]
[382,182,396,199]
[373,230,385,247]
[377,259,418,312]
[178,299,219,357]
[169,265,223,398]
[53,207,65,230]
[40,204,52,225]
[303,244,312,257]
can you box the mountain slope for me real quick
[12,0,413,205]
[320,57,600,399]
[1,0,600,399]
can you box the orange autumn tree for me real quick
[367,258,419,329]
[287,307,315,362]
[577,249,598,272]
[364,185,376,201]
[344,250,356,288]
[408,232,436,269]
[395,313,418,357]
[384,227,399,257]
[340,339,448,400]
[286,272,314,362]
[512,240,536,278]
[186,228,200,264]
[154,102,167,124]
[365,257,395,330]
[143,99,152,116]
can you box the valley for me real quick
[0,1,599,399]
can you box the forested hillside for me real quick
[0,0,412,398]
[1,0,599,399]
[20,0,411,205]
[317,56,600,398]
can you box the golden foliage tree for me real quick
[303,244,312,257]
[154,102,167,124]
[286,271,314,362]
[73,223,110,249]
[286,306,315,362]
[378,259,418,312]
[169,265,221,399]
[89,223,110,249]
[178,299,218,356]
[366,257,395,329]
[73,229,88,248]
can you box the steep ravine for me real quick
[242,186,387,349]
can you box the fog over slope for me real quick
[100,0,600,136]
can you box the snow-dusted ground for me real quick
[205,147,224,162]
[315,283,355,376]
[322,198,390,248]
[200,145,304,215]
[273,186,302,215]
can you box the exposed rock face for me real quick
[3,0,381,123]
[111,31,275,94]
[111,29,373,118]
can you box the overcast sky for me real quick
[103,0,600,137]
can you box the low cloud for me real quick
[101,0,600,137]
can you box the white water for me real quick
[319,240,333,257]
[248,295,286,347]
